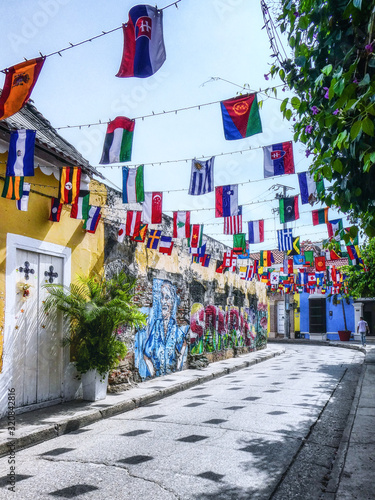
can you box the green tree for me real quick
[270,0,375,237]
[343,239,375,298]
[44,271,147,377]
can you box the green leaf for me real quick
[353,0,362,9]
[361,117,374,136]
[343,99,357,111]
[279,69,285,81]
[289,36,295,48]
[322,165,333,180]
[333,78,345,96]
[333,159,343,173]
[322,64,333,76]
[295,56,307,67]
[298,16,310,30]
[291,96,301,110]
[358,73,370,87]
[350,121,362,140]
[285,109,292,120]
[280,98,289,112]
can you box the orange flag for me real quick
[0,57,45,121]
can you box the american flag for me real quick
[223,206,242,235]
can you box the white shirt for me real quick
[358,320,368,333]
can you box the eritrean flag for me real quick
[100,117,135,164]
[220,93,262,140]
[0,57,45,121]
[59,167,81,205]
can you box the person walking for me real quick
[357,316,369,347]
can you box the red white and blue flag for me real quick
[84,206,101,234]
[215,185,238,217]
[263,141,294,178]
[6,129,36,177]
[224,206,242,234]
[248,220,264,244]
[16,182,31,211]
[159,235,174,255]
[116,5,166,78]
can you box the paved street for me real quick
[0,345,364,499]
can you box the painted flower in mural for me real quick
[260,316,268,329]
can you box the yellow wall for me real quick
[0,167,106,370]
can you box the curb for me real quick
[1,348,285,457]
[267,337,366,353]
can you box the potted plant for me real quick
[44,271,146,401]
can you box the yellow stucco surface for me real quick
[0,167,106,371]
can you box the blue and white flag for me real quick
[277,228,293,251]
[189,242,206,256]
[188,157,214,195]
[6,129,36,177]
[16,182,31,211]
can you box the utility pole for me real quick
[272,184,294,339]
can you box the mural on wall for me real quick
[190,303,259,355]
[256,302,268,348]
[135,279,188,380]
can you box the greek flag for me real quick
[277,228,293,251]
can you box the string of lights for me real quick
[0,0,182,74]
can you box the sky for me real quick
[2,0,347,251]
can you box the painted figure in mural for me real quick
[136,279,188,379]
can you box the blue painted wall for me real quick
[299,293,355,340]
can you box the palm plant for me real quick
[44,271,147,377]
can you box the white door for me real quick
[277,301,285,334]
[13,249,64,409]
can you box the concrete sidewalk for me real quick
[0,345,285,458]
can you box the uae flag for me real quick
[312,207,329,225]
[100,117,135,164]
[59,167,81,205]
[188,224,203,249]
[224,206,242,234]
[279,196,299,223]
[126,210,142,237]
[122,165,144,203]
[142,192,162,224]
[117,224,126,243]
[173,211,190,238]
[0,57,45,121]
[220,93,262,140]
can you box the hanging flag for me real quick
[327,219,343,240]
[293,254,305,265]
[277,228,293,251]
[287,236,300,256]
[233,233,246,255]
[346,245,360,261]
[100,117,135,164]
[200,254,211,267]
[146,229,161,249]
[260,250,274,267]
[0,57,45,121]
[117,224,126,243]
[116,5,166,78]
[279,196,299,223]
[298,269,308,285]
[270,272,280,285]
[308,273,317,285]
[188,224,204,249]
[298,171,324,205]
[133,223,148,242]
[215,185,238,217]
[59,167,81,205]
[2,176,24,200]
[315,256,326,271]
[316,272,325,286]
[126,210,142,237]
[188,157,214,195]
[216,261,227,274]
[16,182,31,211]
[342,227,359,245]
[6,129,36,177]
[220,93,262,140]
[304,250,314,266]
[70,191,90,220]
[49,197,62,222]
[84,206,101,233]
[223,249,235,268]
[248,220,264,244]
[283,258,294,274]
[192,254,200,264]
[224,206,242,235]
[190,243,206,257]
[238,241,250,259]
[239,266,248,279]
[142,192,162,224]
[122,165,144,203]
[173,211,190,238]
[263,141,294,177]
[250,260,258,279]
[312,207,329,225]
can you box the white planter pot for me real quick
[81,370,109,401]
